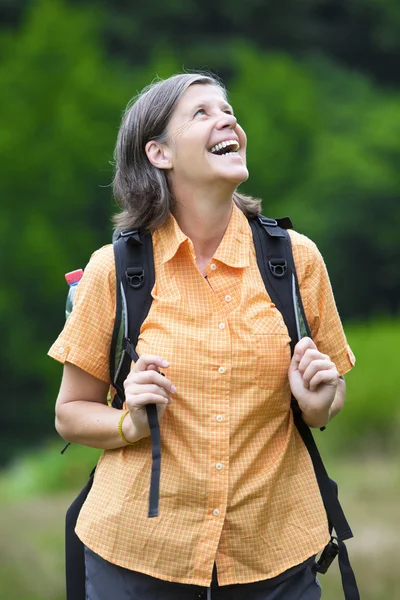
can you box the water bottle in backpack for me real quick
[65,269,84,319]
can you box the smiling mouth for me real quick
[209,139,240,156]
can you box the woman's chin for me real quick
[207,152,248,181]
[219,165,249,185]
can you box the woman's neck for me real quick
[172,187,234,273]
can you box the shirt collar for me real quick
[213,203,250,268]
[155,212,189,264]
[155,202,250,268]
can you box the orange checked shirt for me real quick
[49,203,355,586]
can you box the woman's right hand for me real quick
[123,355,176,442]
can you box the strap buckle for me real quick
[120,230,142,245]
[126,267,144,289]
[269,258,287,278]
[315,537,339,574]
[258,216,278,227]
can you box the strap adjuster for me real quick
[315,537,339,574]
[269,258,287,278]
[126,267,144,289]
[111,394,124,410]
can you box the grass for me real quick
[0,455,399,599]
[319,457,400,599]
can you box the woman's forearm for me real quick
[55,400,147,449]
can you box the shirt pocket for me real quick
[252,314,291,390]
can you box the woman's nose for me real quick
[215,113,237,130]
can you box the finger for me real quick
[298,350,330,375]
[126,393,171,411]
[125,370,176,394]
[132,355,169,373]
[292,337,317,364]
[308,368,339,392]
[126,383,171,401]
[302,359,335,388]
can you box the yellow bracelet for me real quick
[117,409,136,445]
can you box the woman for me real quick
[49,72,355,600]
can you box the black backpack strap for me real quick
[111,230,160,518]
[65,468,95,600]
[110,230,155,402]
[64,232,158,600]
[249,215,300,355]
[250,215,359,600]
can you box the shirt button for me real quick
[218,323,225,330]
[215,462,224,471]
[210,263,217,271]
[213,509,220,517]
[58,347,65,354]
[216,414,224,422]
[280,320,285,327]
[218,367,226,374]
[225,295,232,302]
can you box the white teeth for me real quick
[209,139,240,154]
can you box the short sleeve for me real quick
[290,231,355,377]
[48,245,116,383]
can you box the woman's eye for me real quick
[194,108,206,117]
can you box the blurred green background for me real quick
[0,0,399,598]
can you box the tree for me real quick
[229,47,400,318]
[4,0,398,86]
[0,0,181,463]
[1,0,399,463]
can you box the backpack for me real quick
[64,214,360,600]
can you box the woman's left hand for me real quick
[288,337,340,422]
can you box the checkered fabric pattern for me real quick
[49,203,355,586]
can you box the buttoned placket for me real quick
[208,308,230,531]
[192,263,234,582]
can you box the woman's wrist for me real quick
[302,378,345,428]
[300,403,331,429]
[121,410,148,444]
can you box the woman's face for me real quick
[162,84,248,190]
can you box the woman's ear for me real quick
[145,141,172,170]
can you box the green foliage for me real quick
[228,49,400,318]
[1,0,399,467]
[363,0,400,50]
[228,46,319,205]
[329,318,400,452]
[316,318,400,455]
[38,0,400,87]
[0,442,101,500]
[0,1,399,596]
[0,0,181,464]
[0,0,121,462]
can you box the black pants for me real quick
[84,547,321,600]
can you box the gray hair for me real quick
[112,72,261,232]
